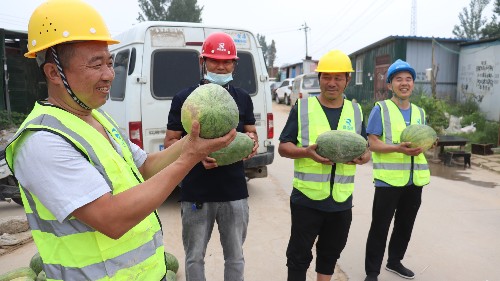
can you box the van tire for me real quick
[275,95,281,104]
[285,95,291,105]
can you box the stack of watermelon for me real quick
[0,251,180,281]
[0,252,44,281]
[181,84,254,165]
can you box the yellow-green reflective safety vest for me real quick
[294,97,363,202]
[5,102,165,281]
[372,100,430,187]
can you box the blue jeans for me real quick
[181,199,249,281]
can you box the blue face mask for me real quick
[204,72,233,86]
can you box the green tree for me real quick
[268,40,276,69]
[137,0,203,22]
[137,0,168,22]
[481,0,500,38]
[256,34,277,69]
[257,34,269,63]
[165,0,203,22]
[453,0,491,39]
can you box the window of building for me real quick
[355,57,363,85]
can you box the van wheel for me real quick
[275,95,281,104]
[285,95,291,105]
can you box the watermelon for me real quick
[165,252,179,274]
[0,267,36,281]
[316,130,368,163]
[165,270,176,281]
[35,271,46,281]
[209,132,254,166]
[181,84,239,139]
[29,252,43,276]
[400,124,437,151]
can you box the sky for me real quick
[0,0,496,66]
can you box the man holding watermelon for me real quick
[164,32,258,281]
[4,1,236,280]
[364,59,430,281]
[278,50,371,281]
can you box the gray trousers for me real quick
[181,199,249,281]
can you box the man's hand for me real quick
[398,142,423,156]
[306,144,334,165]
[346,148,371,165]
[243,132,259,160]
[202,156,218,169]
[181,121,236,165]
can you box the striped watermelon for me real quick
[181,84,239,139]
[209,132,254,166]
[400,124,437,151]
[316,130,368,163]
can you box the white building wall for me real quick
[458,40,500,121]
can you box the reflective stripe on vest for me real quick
[5,102,165,280]
[372,100,430,187]
[293,97,362,202]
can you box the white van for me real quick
[290,73,320,106]
[101,21,274,179]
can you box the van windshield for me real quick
[152,50,257,99]
[303,76,319,89]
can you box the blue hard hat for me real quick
[386,59,416,83]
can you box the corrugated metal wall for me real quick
[406,39,460,101]
[346,38,406,102]
[347,37,462,104]
[1,29,47,114]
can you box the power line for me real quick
[310,0,395,56]
[309,0,387,55]
[411,0,417,36]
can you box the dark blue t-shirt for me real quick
[167,82,256,202]
[279,98,367,212]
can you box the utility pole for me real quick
[299,22,310,60]
[431,39,439,99]
[411,0,417,36]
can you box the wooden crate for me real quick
[471,143,493,155]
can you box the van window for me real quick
[303,76,319,89]
[152,50,200,99]
[151,50,257,99]
[110,50,130,101]
[232,52,257,95]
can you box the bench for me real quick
[443,151,471,168]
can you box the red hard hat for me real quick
[201,32,238,60]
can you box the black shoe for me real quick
[385,263,415,279]
[364,275,378,281]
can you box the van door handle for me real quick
[134,76,148,84]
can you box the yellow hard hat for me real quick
[25,0,119,58]
[315,50,354,73]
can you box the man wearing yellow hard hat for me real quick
[278,50,371,281]
[5,1,235,280]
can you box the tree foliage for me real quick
[453,0,491,39]
[137,0,203,22]
[481,0,500,38]
[165,0,203,22]
[268,40,276,68]
[256,34,277,68]
[137,0,168,22]
[257,34,268,63]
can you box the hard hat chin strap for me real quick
[50,47,92,110]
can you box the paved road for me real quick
[1,102,500,281]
